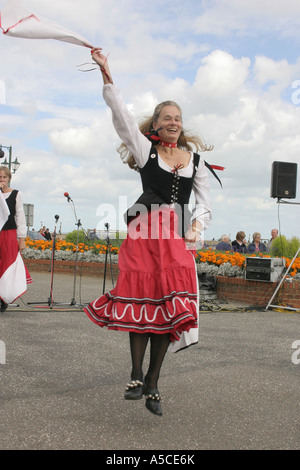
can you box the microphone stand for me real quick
[48,215,59,308]
[66,196,86,307]
[28,215,70,309]
[103,223,115,294]
[71,217,81,306]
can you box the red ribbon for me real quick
[210,165,225,171]
[172,163,184,173]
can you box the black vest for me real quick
[2,190,18,231]
[125,148,200,237]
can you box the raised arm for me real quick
[90,49,151,167]
[91,48,113,85]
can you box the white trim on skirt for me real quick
[0,252,27,304]
[167,252,199,353]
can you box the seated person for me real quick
[44,228,52,240]
[232,231,247,253]
[267,228,278,252]
[247,232,267,253]
[89,229,99,240]
[216,234,231,251]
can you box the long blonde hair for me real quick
[118,100,213,171]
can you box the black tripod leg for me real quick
[109,247,114,288]
[103,249,108,294]
[48,229,57,308]
[71,220,81,306]
[27,215,60,308]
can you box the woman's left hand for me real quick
[18,238,26,252]
[184,228,198,244]
[184,226,204,250]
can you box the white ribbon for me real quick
[0,0,94,48]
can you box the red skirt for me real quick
[84,208,198,346]
[0,229,32,304]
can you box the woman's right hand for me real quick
[91,48,113,84]
[91,48,105,66]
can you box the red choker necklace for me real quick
[159,140,177,148]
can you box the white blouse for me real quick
[2,190,27,238]
[103,84,212,230]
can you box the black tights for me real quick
[129,332,170,390]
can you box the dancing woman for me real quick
[84,49,213,416]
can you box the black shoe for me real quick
[124,380,144,400]
[1,300,8,312]
[144,387,162,416]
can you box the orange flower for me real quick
[195,249,300,275]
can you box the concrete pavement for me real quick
[0,271,299,450]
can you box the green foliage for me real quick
[65,229,90,245]
[64,229,124,250]
[270,235,300,258]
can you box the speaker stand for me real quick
[276,198,300,206]
[266,246,300,311]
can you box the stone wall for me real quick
[24,258,119,278]
[216,275,300,309]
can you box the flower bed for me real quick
[195,248,300,280]
[24,239,300,280]
[23,240,300,307]
[195,249,300,308]
[25,237,119,256]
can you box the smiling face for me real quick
[153,104,183,143]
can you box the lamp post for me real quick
[0,144,21,174]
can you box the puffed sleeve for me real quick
[15,191,27,239]
[103,84,151,168]
[191,159,212,231]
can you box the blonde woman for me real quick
[247,232,267,253]
[84,49,213,416]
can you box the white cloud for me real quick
[0,80,6,104]
[191,50,251,115]
[192,0,300,37]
